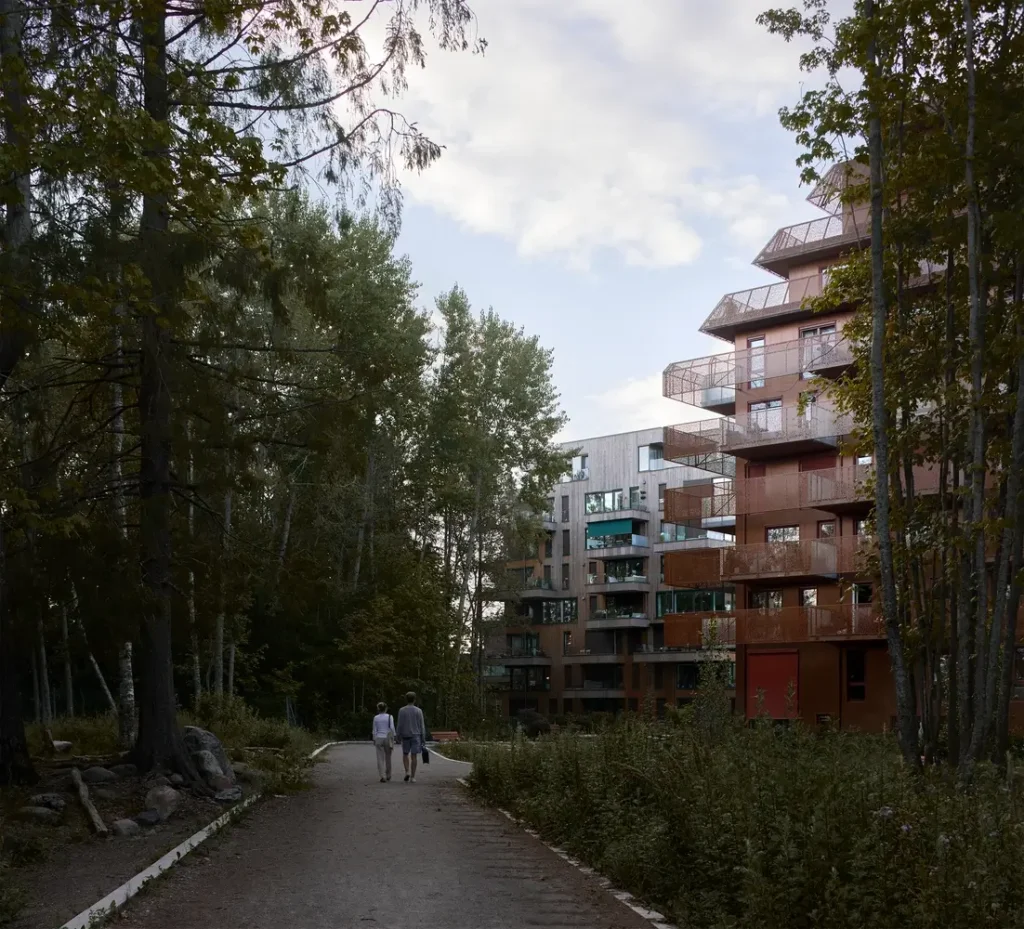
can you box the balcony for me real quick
[723,539,838,581]
[587,608,651,630]
[488,648,552,666]
[700,271,838,341]
[663,546,728,587]
[664,482,736,523]
[663,612,737,648]
[586,534,650,558]
[836,535,873,575]
[586,573,650,594]
[663,334,854,413]
[631,644,704,662]
[585,506,649,523]
[753,213,869,277]
[563,643,627,663]
[735,605,882,644]
[559,467,590,483]
[563,685,626,700]
[722,405,854,460]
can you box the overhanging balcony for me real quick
[723,539,838,581]
[722,405,854,460]
[563,642,628,663]
[736,605,882,644]
[664,482,736,523]
[487,649,552,666]
[663,612,737,648]
[584,506,650,523]
[663,421,735,477]
[753,213,869,278]
[586,609,651,631]
[663,334,854,414]
[663,545,729,587]
[700,271,836,341]
[586,573,649,594]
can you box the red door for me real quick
[746,651,799,719]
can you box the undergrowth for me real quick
[0,817,27,926]
[467,679,1024,929]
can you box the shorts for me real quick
[401,736,423,756]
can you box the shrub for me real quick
[26,714,120,757]
[0,818,27,926]
[467,715,1024,929]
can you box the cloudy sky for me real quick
[390,0,826,441]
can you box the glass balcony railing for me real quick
[585,533,649,551]
[586,573,648,585]
[591,607,648,620]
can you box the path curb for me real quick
[59,740,346,929]
[454,776,679,929]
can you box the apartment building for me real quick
[657,162,922,730]
[486,427,736,718]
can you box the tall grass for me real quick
[468,707,1024,928]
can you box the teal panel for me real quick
[586,518,633,539]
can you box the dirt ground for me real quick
[1,762,251,929]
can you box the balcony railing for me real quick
[488,647,550,660]
[563,643,624,658]
[663,612,737,648]
[560,467,590,483]
[585,502,649,516]
[723,405,854,454]
[519,577,554,591]
[723,539,838,579]
[592,608,647,619]
[664,482,736,522]
[754,214,866,266]
[587,574,648,586]
[700,271,831,336]
[586,534,649,551]
[664,334,854,408]
[735,605,882,644]
[663,547,727,587]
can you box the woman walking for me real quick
[371,702,396,782]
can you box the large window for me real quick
[561,495,570,522]
[561,562,570,590]
[506,633,540,656]
[562,528,571,556]
[748,336,766,389]
[602,558,646,582]
[677,662,700,691]
[766,526,799,542]
[629,485,642,508]
[585,489,624,514]
[800,323,837,378]
[752,589,784,610]
[749,398,782,433]
[541,599,577,624]
[559,453,589,482]
[656,588,735,616]
[800,588,818,607]
[510,667,550,692]
[544,534,553,559]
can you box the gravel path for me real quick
[116,744,651,929]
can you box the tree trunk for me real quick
[118,642,136,748]
[131,2,195,778]
[227,640,236,698]
[37,617,52,728]
[352,444,375,590]
[275,487,295,580]
[186,422,201,707]
[865,0,919,769]
[31,648,40,723]
[0,518,35,785]
[214,486,232,698]
[61,607,74,717]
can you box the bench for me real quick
[430,731,460,743]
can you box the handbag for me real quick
[421,746,430,764]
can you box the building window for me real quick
[561,562,570,590]
[589,595,598,613]
[853,583,873,606]
[677,662,699,691]
[563,631,572,654]
[544,534,553,558]
[766,525,799,542]
[856,453,873,466]
[752,589,783,610]
[799,390,819,423]
[800,323,837,378]
[818,520,836,538]
[585,489,624,514]
[638,443,664,472]
[658,483,666,510]
[545,496,555,521]
[561,495,569,522]
[800,588,818,607]
[847,649,866,701]
[657,588,735,616]
[855,518,869,536]
[543,564,552,584]
[629,485,641,508]
[749,398,782,432]
[562,529,571,557]
[747,336,766,389]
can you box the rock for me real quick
[111,818,141,837]
[134,810,161,828]
[231,763,264,786]
[169,773,185,788]
[208,774,234,791]
[110,763,138,779]
[52,740,73,754]
[183,727,234,785]
[29,793,67,813]
[92,787,119,802]
[144,774,170,789]
[190,749,224,782]
[81,766,117,785]
[17,806,62,824]
[144,785,180,823]
[213,786,243,804]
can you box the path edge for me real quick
[453,776,680,929]
[59,740,353,929]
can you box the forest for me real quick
[0,0,568,786]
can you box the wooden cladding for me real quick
[663,605,883,647]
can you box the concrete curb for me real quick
[454,776,679,929]
[59,740,345,929]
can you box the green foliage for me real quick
[468,716,1024,928]
[26,715,121,758]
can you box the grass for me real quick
[465,693,1024,929]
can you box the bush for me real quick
[0,818,27,926]
[467,714,1024,929]
[26,714,121,757]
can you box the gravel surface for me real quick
[117,744,651,929]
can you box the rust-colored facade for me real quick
[660,164,906,730]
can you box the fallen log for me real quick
[71,767,109,836]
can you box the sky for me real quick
[389,0,829,442]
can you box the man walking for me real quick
[371,702,395,783]
[396,691,427,783]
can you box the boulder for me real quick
[144,785,180,823]
[111,818,141,837]
[208,774,234,791]
[30,793,67,813]
[144,774,171,789]
[81,766,117,785]
[110,763,139,780]
[169,773,185,788]
[190,749,224,782]
[213,786,243,804]
[92,787,119,802]
[17,806,62,824]
[231,763,264,786]
[134,810,161,828]
[52,740,73,754]
[183,727,234,784]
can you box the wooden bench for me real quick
[430,731,460,743]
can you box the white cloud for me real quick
[560,373,714,442]
[384,0,813,270]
